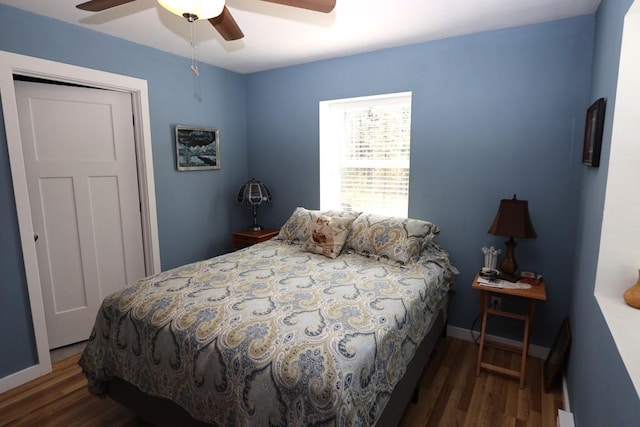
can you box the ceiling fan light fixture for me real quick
[157,0,225,20]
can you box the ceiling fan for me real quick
[76,0,337,41]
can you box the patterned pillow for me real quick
[301,213,353,259]
[276,207,360,245]
[344,213,440,265]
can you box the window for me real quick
[319,92,412,217]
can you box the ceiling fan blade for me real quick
[208,6,244,41]
[261,0,336,13]
[76,0,137,12]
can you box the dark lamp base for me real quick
[500,237,518,275]
[497,273,520,283]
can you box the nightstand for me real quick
[232,229,279,251]
[472,272,547,388]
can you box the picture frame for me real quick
[543,317,572,392]
[582,98,606,167]
[175,125,220,171]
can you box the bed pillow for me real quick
[276,207,360,245]
[301,213,354,259]
[343,213,440,265]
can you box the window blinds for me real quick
[320,93,411,217]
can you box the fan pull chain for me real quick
[190,20,200,76]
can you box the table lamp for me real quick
[488,194,537,276]
[236,178,272,231]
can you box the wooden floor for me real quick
[0,337,562,426]
[399,337,563,426]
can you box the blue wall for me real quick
[569,0,640,425]
[0,4,249,377]
[246,16,595,347]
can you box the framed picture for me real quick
[582,98,606,167]
[543,317,572,392]
[175,125,220,171]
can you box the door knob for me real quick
[34,233,39,241]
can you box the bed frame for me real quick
[106,307,447,427]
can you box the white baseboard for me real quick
[0,362,51,394]
[557,409,575,427]
[560,374,574,426]
[447,325,549,359]
[562,374,571,411]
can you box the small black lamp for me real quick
[488,194,537,276]
[236,178,273,231]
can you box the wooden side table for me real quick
[472,273,547,388]
[232,229,279,251]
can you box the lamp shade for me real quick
[236,179,273,206]
[488,195,537,239]
[157,0,225,20]
[237,179,272,231]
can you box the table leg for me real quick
[519,299,536,388]
[476,291,489,376]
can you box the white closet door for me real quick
[16,80,146,349]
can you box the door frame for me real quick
[0,50,161,392]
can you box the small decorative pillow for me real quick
[276,207,360,245]
[301,213,354,259]
[344,213,440,265]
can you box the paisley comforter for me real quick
[79,239,456,426]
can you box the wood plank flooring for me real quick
[0,336,562,426]
[399,336,563,426]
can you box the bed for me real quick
[79,209,457,426]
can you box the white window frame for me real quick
[319,91,412,217]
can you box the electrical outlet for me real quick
[490,296,502,310]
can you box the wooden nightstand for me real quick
[472,272,547,388]
[232,229,279,251]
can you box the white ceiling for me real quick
[0,0,600,74]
